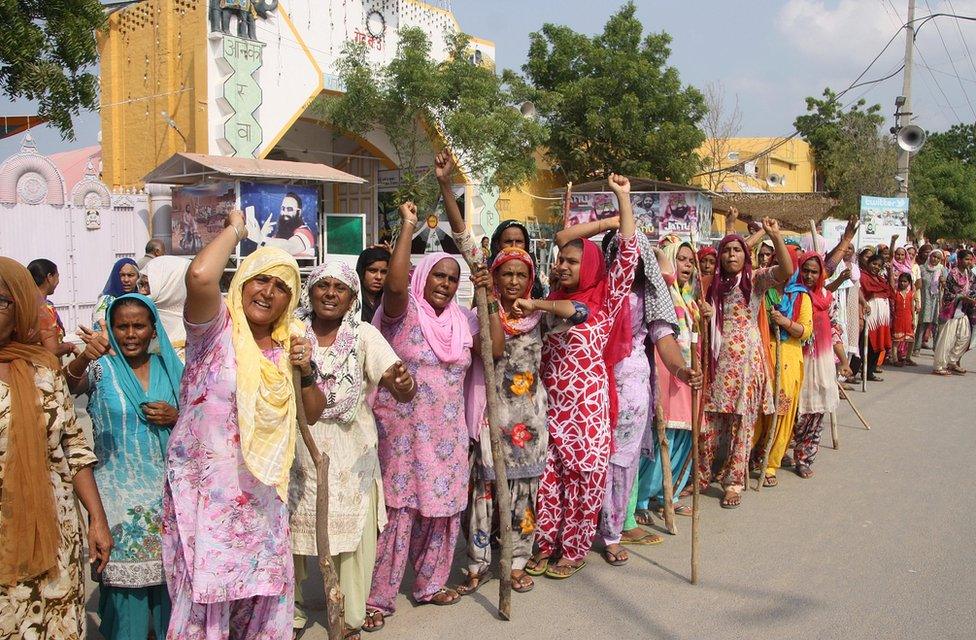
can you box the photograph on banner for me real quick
[171,182,237,255]
[240,182,320,258]
[567,191,711,240]
[377,168,462,255]
[859,195,909,247]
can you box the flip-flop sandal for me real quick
[795,464,814,479]
[634,509,655,526]
[721,492,741,509]
[602,548,629,566]
[361,610,385,633]
[950,368,967,375]
[524,555,550,577]
[421,588,460,606]
[674,504,694,517]
[511,572,535,593]
[344,628,362,640]
[544,561,586,579]
[621,531,664,546]
[763,475,778,487]
[932,369,950,376]
[454,569,491,596]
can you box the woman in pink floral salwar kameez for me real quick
[162,210,325,640]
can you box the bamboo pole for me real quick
[838,384,871,430]
[756,330,782,491]
[293,371,344,640]
[861,317,869,392]
[690,322,704,585]
[654,400,677,534]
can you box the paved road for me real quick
[86,349,976,639]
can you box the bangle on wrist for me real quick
[300,361,318,388]
[487,301,499,315]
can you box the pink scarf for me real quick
[405,252,474,363]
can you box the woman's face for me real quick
[242,274,292,328]
[907,246,917,261]
[800,258,821,289]
[362,260,388,295]
[423,258,460,312]
[843,245,855,261]
[719,242,746,275]
[756,246,774,268]
[700,253,716,276]
[894,248,907,263]
[493,259,530,304]
[554,244,583,291]
[0,278,14,347]
[312,276,354,322]
[111,303,155,360]
[119,264,139,293]
[499,227,526,251]
[858,250,874,269]
[867,257,883,276]
[137,274,151,296]
[675,246,695,286]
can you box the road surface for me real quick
[86,349,976,639]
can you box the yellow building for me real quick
[694,137,818,194]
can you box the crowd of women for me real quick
[2,156,974,640]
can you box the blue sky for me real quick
[4,0,976,161]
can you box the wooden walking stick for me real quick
[293,371,344,640]
[838,384,871,430]
[654,400,677,535]
[861,316,869,392]
[755,328,782,491]
[690,321,704,585]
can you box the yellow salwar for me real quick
[753,295,812,477]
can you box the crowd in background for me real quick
[2,156,975,640]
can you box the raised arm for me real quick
[185,209,247,324]
[554,217,619,248]
[608,173,635,239]
[764,217,793,284]
[383,202,418,319]
[825,218,858,267]
[435,149,466,234]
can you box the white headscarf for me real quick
[144,256,191,349]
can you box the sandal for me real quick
[656,503,693,518]
[634,509,654,527]
[422,588,460,606]
[454,568,491,596]
[602,545,629,566]
[544,560,586,579]
[720,489,741,509]
[344,627,362,640]
[762,474,778,488]
[361,610,385,633]
[795,464,814,479]
[932,368,950,376]
[679,485,694,498]
[621,528,664,545]
[525,553,551,577]
[949,365,967,375]
[511,570,534,593]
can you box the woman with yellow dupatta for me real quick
[0,257,112,639]
[162,211,326,640]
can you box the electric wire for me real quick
[924,0,976,118]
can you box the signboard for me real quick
[240,182,320,259]
[218,35,265,157]
[566,191,712,241]
[859,195,909,247]
[171,182,237,255]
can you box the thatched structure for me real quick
[712,192,841,231]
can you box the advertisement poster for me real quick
[859,195,909,247]
[240,182,320,259]
[566,191,712,241]
[171,182,237,255]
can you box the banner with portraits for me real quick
[566,191,712,241]
[239,182,320,259]
[171,182,237,255]
[858,195,909,248]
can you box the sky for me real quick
[4,0,976,160]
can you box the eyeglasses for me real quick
[0,296,13,311]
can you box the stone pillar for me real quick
[146,183,175,252]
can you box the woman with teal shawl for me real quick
[69,293,184,639]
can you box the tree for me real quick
[318,28,547,209]
[924,123,976,166]
[794,88,897,217]
[698,81,743,191]
[909,135,976,240]
[506,2,706,184]
[0,0,105,140]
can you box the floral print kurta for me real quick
[0,366,97,640]
[611,290,651,467]
[373,298,478,517]
[474,325,548,481]
[705,268,778,417]
[162,302,292,605]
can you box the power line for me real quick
[945,0,976,88]
[917,61,976,85]
[923,0,976,118]
[914,41,965,122]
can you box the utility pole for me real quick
[896,0,916,196]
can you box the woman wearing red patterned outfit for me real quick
[700,219,793,509]
[522,174,638,580]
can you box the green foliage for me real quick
[924,123,976,166]
[507,2,706,184]
[0,0,105,140]
[910,135,976,240]
[318,28,547,209]
[794,88,896,218]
